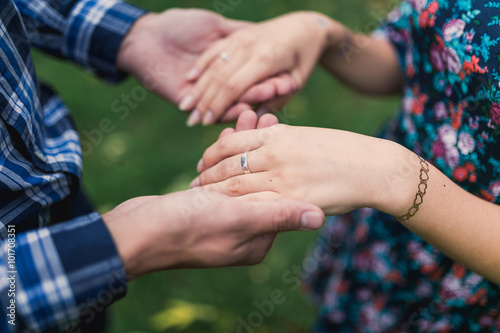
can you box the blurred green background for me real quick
[33,0,400,332]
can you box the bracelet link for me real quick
[399,156,430,222]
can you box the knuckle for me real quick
[217,135,231,152]
[240,33,257,47]
[257,45,276,64]
[223,80,240,94]
[270,208,292,231]
[272,123,288,132]
[227,177,243,195]
[219,160,233,179]
[246,194,260,203]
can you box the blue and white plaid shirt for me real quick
[0,0,145,331]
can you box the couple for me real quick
[1,0,500,332]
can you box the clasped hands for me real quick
[107,7,420,279]
[106,8,336,279]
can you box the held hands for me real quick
[192,112,418,217]
[103,190,324,279]
[181,12,342,125]
[117,9,298,123]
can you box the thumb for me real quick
[219,18,253,35]
[247,199,325,233]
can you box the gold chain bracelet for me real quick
[399,156,430,222]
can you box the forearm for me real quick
[15,0,146,81]
[0,213,127,331]
[320,24,404,95]
[381,148,500,284]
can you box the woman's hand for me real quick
[191,124,418,217]
[116,9,298,124]
[180,12,344,125]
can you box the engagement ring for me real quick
[220,51,230,63]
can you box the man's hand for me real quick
[103,190,324,279]
[116,9,297,124]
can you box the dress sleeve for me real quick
[371,1,415,77]
[0,212,127,332]
[13,0,147,81]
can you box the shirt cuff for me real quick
[0,212,127,331]
[65,0,147,82]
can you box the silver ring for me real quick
[241,151,251,174]
[220,51,230,63]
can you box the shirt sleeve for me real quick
[13,0,147,81]
[0,212,127,332]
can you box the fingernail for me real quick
[179,95,195,111]
[202,110,214,126]
[187,109,201,127]
[190,177,200,188]
[185,68,199,81]
[197,158,204,172]
[300,211,324,230]
[256,108,268,118]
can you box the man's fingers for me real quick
[244,199,325,233]
[239,82,277,104]
[237,191,282,202]
[235,110,258,132]
[199,173,270,196]
[257,114,279,129]
[256,95,293,116]
[266,73,298,96]
[220,103,253,123]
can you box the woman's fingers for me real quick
[187,46,248,125]
[200,128,271,170]
[196,58,280,125]
[218,127,235,139]
[237,191,283,202]
[184,39,227,82]
[194,148,267,187]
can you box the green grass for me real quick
[32,0,400,332]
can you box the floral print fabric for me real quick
[307,1,500,332]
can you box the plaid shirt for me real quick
[0,0,145,331]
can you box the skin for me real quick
[181,11,404,125]
[102,9,327,279]
[116,9,298,124]
[194,112,500,285]
[189,12,500,285]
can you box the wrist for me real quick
[117,12,158,74]
[284,12,341,56]
[370,142,422,218]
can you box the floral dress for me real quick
[307,0,500,332]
